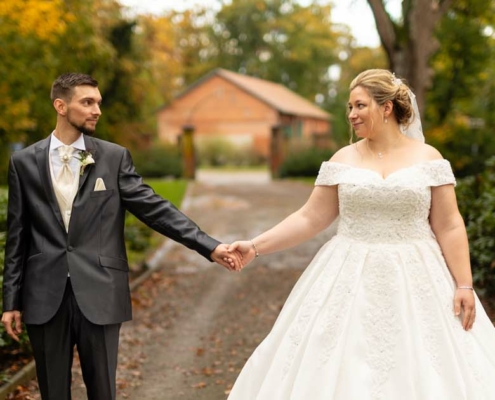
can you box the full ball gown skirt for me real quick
[227,160,495,400]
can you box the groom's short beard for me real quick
[80,125,95,136]
[66,109,97,136]
[68,119,96,136]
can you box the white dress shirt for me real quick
[49,132,86,179]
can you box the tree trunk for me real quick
[367,0,452,116]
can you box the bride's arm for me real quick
[430,184,475,330]
[229,185,338,263]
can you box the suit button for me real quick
[68,246,74,252]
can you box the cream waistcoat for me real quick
[49,156,80,232]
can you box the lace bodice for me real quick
[315,160,456,244]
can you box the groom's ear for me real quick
[53,98,67,116]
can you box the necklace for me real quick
[368,134,403,160]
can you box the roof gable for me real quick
[164,68,330,120]
[216,69,329,120]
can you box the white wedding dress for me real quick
[228,160,495,400]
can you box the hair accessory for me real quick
[391,73,402,86]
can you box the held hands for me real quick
[454,288,476,331]
[1,311,22,342]
[228,240,257,270]
[211,244,244,271]
[212,240,259,272]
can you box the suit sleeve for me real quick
[117,149,220,261]
[3,157,27,312]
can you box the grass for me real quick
[144,178,188,208]
[198,165,268,172]
[125,178,189,269]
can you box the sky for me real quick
[118,0,399,48]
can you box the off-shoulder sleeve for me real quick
[315,162,351,186]
[424,159,456,187]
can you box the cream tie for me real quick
[57,145,75,199]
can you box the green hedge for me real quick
[196,137,265,167]
[279,147,334,178]
[132,144,183,178]
[457,157,495,303]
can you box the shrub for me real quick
[457,156,495,304]
[132,143,183,178]
[196,137,265,167]
[278,147,334,178]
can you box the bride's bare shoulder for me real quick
[329,142,363,164]
[408,141,444,161]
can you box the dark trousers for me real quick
[26,279,121,400]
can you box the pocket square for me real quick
[94,178,106,191]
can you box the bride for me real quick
[227,69,495,399]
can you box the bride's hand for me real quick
[228,241,256,268]
[454,288,476,330]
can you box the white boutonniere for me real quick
[77,150,95,176]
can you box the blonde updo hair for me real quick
[349,69,413,126]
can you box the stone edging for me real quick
[0,184,195,400]
[0,361,36,400]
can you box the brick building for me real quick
[156,68,331,158]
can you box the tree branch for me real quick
[367,0,396,56]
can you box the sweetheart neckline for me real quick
[324,159,448,180]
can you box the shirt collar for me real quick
[49,132,86,152]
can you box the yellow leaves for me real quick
[0,0,73,41]
[0,83,35,132]
[428,113,469,144]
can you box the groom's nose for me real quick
[92,103,101,116]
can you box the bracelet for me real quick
[457,286,474,290]
[250,240,259,258]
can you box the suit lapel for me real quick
[77,135,97,192]
[35,136,66,231]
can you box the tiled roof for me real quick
[216,69,330,120]
[167,68,330,120]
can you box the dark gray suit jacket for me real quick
[2,135,220,325]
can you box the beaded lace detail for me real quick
[316,160,455,244]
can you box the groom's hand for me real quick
[211,244,243,271]
[1,310,22,342]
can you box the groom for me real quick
[1,73,240,400]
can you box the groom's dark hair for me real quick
[51,73,98,102]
